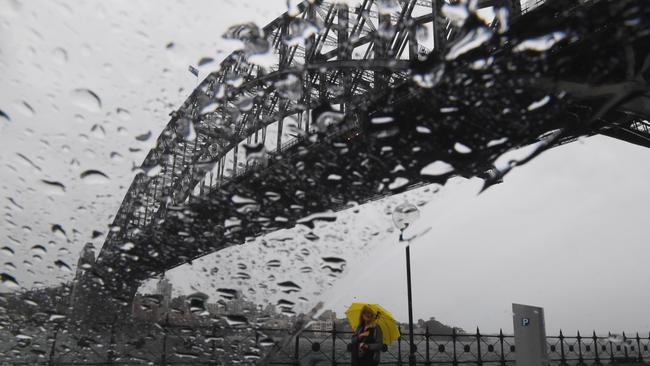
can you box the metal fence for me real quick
[6,320,650,366]
[268,327,650,365]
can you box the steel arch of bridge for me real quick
[88,0,650,295]
[96,0,503,268]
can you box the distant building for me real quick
[221,290,257,315]
[207,301,227,315]
[69,243,96,308]
[132,294,164,322]
[309,310,337,331]
[155,276,172,315]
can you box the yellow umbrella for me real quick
[345,302,400,345]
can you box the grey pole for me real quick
[401,229,416,366]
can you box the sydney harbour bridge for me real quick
[72,0,650,320]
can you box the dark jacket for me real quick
[350,324,383,365]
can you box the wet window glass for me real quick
[1,0,650,364]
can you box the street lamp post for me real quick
[392,203,420,366]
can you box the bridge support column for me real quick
[69,267,141,326]
[432,0,444,54]
[375,10,391,91]
[337,3,351,113]
[303,4,316,133]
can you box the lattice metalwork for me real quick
[88,0,650,296]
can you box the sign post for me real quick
[512,303,548,366]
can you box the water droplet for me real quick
[243,142,266,163]
[277,281,301,293]
[70,88,102,112]
[277,299,295,312]
[296,212,337,229]
[1,273,19,289]
[315,109,344,132]
[31,245,46,255]
[283,19,319,47]
[116,107,131,121]
[441,3,469,27]
[234,272,251,280]
[445,27,493,60]
[54,259,71,272]
[259,338,275,347]
[224,314,248,327]
[0,109,10,123]
[80,169,110,184]
[120,242,135,251]
[200,102,219,115]
[1,246,14,256]
[174,353,199,360]
[40,179,66,195]
[15,334,32,341]
[135,131,152,141]
[495,7,510,33]
[217,288,238,300]
[49,314,66,322]
[16,100,35,117]
[416,126,431,134]
[274,74,303,101]
[235,97,254,112]
[376,0,400,15]
[440,107,458,113]
[388,177,409,190]
[415,24,429,43]
[300,266,313,273]
[52,47,68,64]
[51,224,67,238]
[90,124,106,139]
[24,299,38,306]
[198,57,214,66]
[176,118,196,141]
[371,116,394,125]
[454,143,472,154]
[16,153,41,171]
[608,334,625,344]
[223,23,272,68]
[141,164,162,177]
[487,137,508,147]
[514,31,566,53]
[527,95,551,111]
[110,151,123,161]
[266,259,281,268]
[265,191,282,202]
[420,161,454,176]
[321,257,346,273]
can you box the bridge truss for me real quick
[84,0,650,306]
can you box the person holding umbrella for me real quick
[347,303,400,366]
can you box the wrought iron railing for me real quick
[266,327,650,365]
[8,319,649,366]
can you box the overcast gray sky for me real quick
[2,0,650,336]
